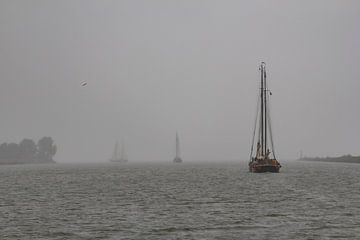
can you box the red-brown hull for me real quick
[249,164,280,173]
[249,159,281,173]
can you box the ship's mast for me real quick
[259,62,268,157]
[263,63,267,157]
[260,63,264,156]
[250,62,277,162]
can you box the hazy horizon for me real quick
[1,0,359,163]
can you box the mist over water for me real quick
[1,1,360,239]
[1,1,360,162]
[1,161,359,239]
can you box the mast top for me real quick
[260,62,266,69]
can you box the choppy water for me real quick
[0,161,359,239]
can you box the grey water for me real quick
[0,161,359,240]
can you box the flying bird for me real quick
[81,81,87,86]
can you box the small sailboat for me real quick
[109,141,128,163]
[249,62,281,173]
[173,132,183,163]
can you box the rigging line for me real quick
[250,88,261,162]
[267,91,276,159]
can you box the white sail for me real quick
[120,142,128,162]
[110,141,128,163]
[173,132,182,163]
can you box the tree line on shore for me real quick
[0,137,57,164]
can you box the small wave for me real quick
[44,230,93,240]
[151,224,272,234]
[264,213,288,217]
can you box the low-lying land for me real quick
[299,154,360,163]
[0,137,56,165]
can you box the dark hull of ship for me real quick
[173,157,182,163]
[249,159,281,173]
[109,159,128,163]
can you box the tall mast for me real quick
[263,63,267,156]
[260,63,264,156]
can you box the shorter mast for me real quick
[259,62,269,158]
[260,63,264,156]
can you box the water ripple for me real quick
[0,162,359,239]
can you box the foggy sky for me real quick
[1,0,359,163]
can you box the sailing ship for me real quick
[109,141,128,163]
[173,132,183,163]
[249,62,281,173]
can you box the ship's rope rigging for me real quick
[250,68,276,161]
[248,62,281,172]
[249,83,261,162]
[267,90,276,159]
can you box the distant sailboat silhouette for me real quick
[109,141,128,163]
[173,133,183,163]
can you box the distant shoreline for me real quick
[0,159,56,165]
[299,155,360,164]
[0,137,57,166]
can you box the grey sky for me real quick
[0,0,359,162]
